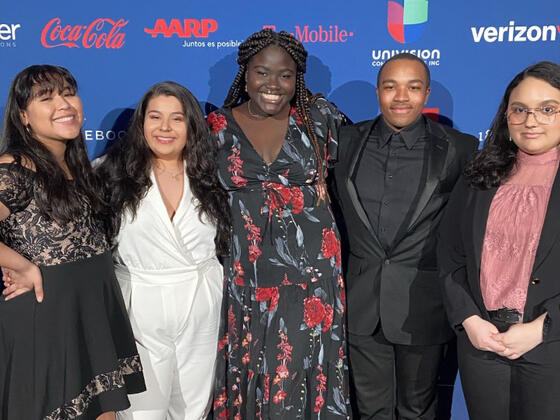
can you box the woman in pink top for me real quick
[438,61,560,420]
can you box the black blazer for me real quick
[332,116,478,345]
[438,171,560,362]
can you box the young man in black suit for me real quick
[332,53,478,420]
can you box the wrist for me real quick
[462,314,481,328]
[21,260,38,273]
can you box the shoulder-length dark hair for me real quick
[96,81,231,255]
[466,61,560,189]
[1,64,103,221]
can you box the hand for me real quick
[462,315,506,353]
[494,315,545,359]
[2,263,43,302]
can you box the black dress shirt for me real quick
[354,115,428,250]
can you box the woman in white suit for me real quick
[96,82,230,420]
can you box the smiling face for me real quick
[143,95,187,161]
[245,44,297,117]
[507,77,560,155]
[19,81,83,148]
[377,58,431,131]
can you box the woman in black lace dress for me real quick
[0,65,145,420]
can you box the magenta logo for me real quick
[387,0,429,43]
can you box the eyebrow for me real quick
[252,64,295,73]
[146,109,185,115]
[33,84,74,97]
[381,79,425,85]
[509,99,560,106]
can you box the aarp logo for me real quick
[387,0,428,43]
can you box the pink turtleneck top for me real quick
[480,146,560,313]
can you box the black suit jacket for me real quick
[332,116,478,345]
[438,171,560,362]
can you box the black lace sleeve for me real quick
[0,164,33,215]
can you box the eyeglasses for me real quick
[506,106,560,125]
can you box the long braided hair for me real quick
[223,29,327,198]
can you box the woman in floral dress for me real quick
[207,29,350,419]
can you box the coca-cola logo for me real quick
[41,17,128,49]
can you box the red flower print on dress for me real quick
[262,182,305,218]
[248,244,262,263]
[303,296,326,328]
[228,146,247,187]
[322,303,334,332]
[207,111,227,134]
[273,389,287,404]
[242,353,250,365]
[272,331,292,399]
[316,371,327,392]
[218,409,230,419]
[291,187,304,214]
[314,394,325,413]
[228,306,238,349]
[241,332,252,348]
[242,213,262,263]
[277,336,293,362]
[264,374,271,402]
[290,107,304,125]
[218,333,229,351]
[321,227,341,266]
[255,286,279,311]
[314,366,327,412]
[234,260,245,286]
[214,391,227,410]
[276,364,289,379]
[337,274,347,314]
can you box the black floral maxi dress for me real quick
[0,164,145,420]
[208,99,350,419]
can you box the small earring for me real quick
[509,136,513,142]
[244,85,248,92]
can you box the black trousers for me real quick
[348,325,444,420]
[457,331,560,420]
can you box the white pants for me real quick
[116,262,222,420]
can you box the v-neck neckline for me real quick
[151,167,186,223]
[227,106,292,167]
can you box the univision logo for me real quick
[387,0,428,43]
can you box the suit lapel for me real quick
[533,166,560,270]
[405,123,449,232]
[345,119,385,252]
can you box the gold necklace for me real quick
[155,163,184,181]
[247,99,267,120]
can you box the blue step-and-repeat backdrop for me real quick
[1,1,559,418]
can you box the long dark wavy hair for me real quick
[1,64,103,221]
[96,81,231,255]
[466,61,560,188]
[223,29,328,192]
